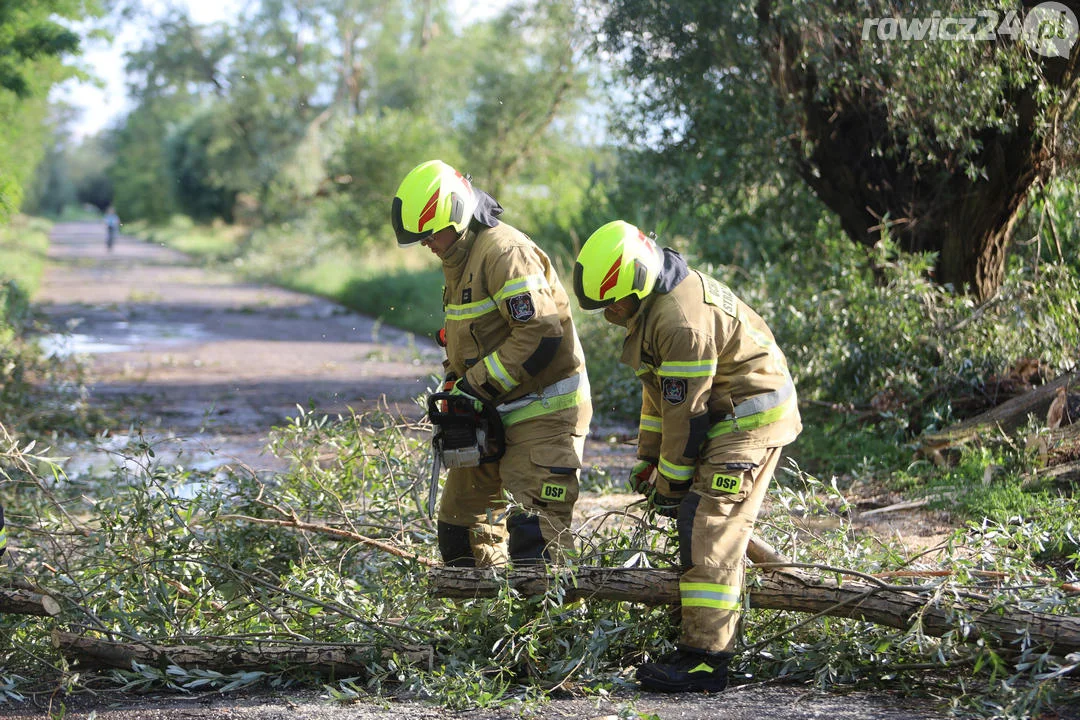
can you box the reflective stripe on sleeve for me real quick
[657,358,717,378]
[658,456,694,482]
[493,274,549,302]
[445,297,498,321]
[639,414,662,434]
[680,581,741,610]
[483,352,517,392]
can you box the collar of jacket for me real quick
[620,248,691,368]
[471,189,503,229]
[441,188,504,272]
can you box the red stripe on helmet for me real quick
[598,257,622,299]
[417,189,440,232]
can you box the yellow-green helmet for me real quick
[391,160,477,246]
[573,220,663,310]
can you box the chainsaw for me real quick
[426,390,505,518]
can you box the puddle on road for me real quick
[37,320,209,358]
[57,432,289,498]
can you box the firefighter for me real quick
[572,220,802,693]
[391,160,592,566]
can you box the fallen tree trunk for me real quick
[1023,459,1080,492]
[53,630,433,676]
[431,566,1080,655]
[920,371,1077,453]
[0,587,61,616]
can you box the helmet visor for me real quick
[391,197,434,246]
[572,262,616,311]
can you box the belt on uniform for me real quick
[497,372,589,427]
[707,378,796,437]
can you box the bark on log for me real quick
[53,630,432,676]
[430,566,1080,655]
[1023,460,1080,492]
[920,371,1078,451]
[0,588,61,616]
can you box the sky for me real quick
[55,0,507,140]
[55,0,245,139]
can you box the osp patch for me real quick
[507,293,536,322]
[711,473,743,494]
[541,482,568,502]
[662,377,687,405]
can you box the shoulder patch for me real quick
[507,293,536,322]
[662,377,687,405]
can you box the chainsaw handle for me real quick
[427,391,505,464]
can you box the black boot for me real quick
[636,645,732,693]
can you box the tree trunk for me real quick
[430,566,1080,655]
[758,0,1080,300]
[53,631,433,676]
[919,370,1078,453]
[1023,459,1080,492]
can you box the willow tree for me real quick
[599,0,1080,300]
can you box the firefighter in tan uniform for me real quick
[391,160,592,566]
[573,220,801,693]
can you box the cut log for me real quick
[1041,421,1080,464]
[920,371,1078,452]
[430,566,1080,655]
[52,630,433,676]
[0,587,61,616]
[1023,459,1080,492]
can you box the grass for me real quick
[0,214,52,299]
[0,215,103,436]
[130,215,247,261]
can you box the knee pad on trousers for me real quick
[507,513,549,565]
[678,492,702,571]
[437,521,476,567]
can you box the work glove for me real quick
[650,490,683,518]
[448,377,485,414]
[651,471,690,519]
[628,459,658,494]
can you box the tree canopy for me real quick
[597,0,1080,299]
[0,0,94,219]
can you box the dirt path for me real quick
[34,222,445,473]
[21,222,959,720]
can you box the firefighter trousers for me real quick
[675,444,785,653]
[437,411,586,566]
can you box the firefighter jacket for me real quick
[621,250,801,485]
[440,191,590,434]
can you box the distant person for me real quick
[572,220,802,693]
[104,206,119,251]
[390,159,592,566]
